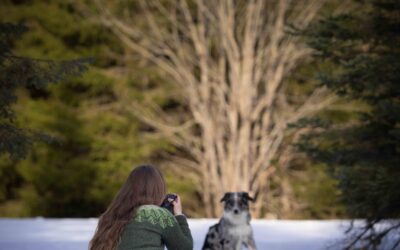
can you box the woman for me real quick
[89,165,193,250]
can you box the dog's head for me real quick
[220,192,255,215]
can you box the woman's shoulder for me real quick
[136,205,173,216]
[137,204,165,211]
[134,205,177,229]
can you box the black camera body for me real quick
[160,194,177,213]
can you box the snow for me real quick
[0,218,396,250]
[190,219,346,250]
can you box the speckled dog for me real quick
[202,192,257,250]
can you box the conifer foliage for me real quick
[0,22,91,160]
[301,0,400,248]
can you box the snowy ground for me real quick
[0,218,396,250]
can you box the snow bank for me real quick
[0,218,394,250]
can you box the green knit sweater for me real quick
[116,205,193,250]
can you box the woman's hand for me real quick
[172,194,183,216]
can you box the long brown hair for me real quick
[89,165,166,250]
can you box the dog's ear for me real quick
[243,192,255,202]
[220,193,231,202]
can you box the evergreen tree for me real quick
[0,22,90,160]
[301,0,400,248]
[0,0,174,217]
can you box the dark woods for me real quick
[299,0,400,248]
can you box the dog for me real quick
[202,192,257,250]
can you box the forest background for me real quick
[0,0,397,228]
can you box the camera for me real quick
[160,194,177,213]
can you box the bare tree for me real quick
[96,0,335,217]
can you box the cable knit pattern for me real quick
[116,205,193,250]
